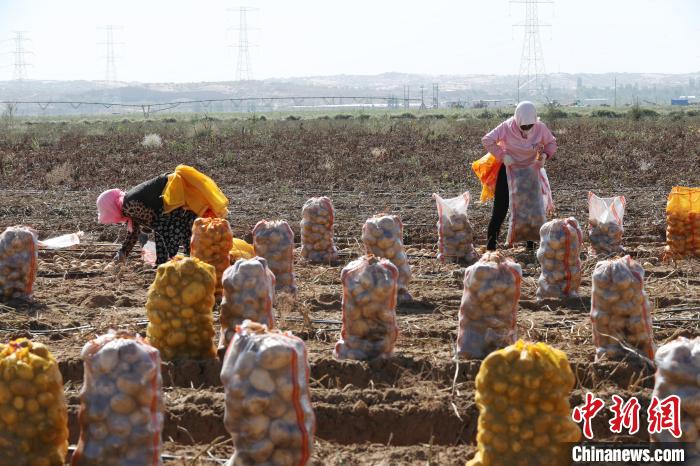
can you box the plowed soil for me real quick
[0,116,699,464]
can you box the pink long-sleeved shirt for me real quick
[481,117,557,167]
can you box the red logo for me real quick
[572,392,606,439]
[647,395,682,438]
[609,395,640,435]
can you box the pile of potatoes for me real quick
[467,340,581,466]
[190,217,234,296]
[219,257,276,353]
[456,251,521,360]
[146,256,217,361]
[433,193,479,265]
[253,220,297,296]
[221,321,315,466]
[300,197,338,264]
[71,332,163,466]
[334,255,399,361]
[588,219,624,255]
[651,337,700,457]
[536,217,583,299]
[0,226,38,301]
[591,256,655,361]
[0,338,68,466]
[361,214,412,301]
[664,186,700,258]
[505,166,547,245]
[665,212,700,258]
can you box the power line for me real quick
[228,7,258,81]
[12,31,32,81]
[512,0,552,100]
[98,25,123,85]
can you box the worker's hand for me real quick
[535,154,547,168]
[113,250,126,263]
[138,232,149,247]
[503,155,514,167]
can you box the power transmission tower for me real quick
[420,85,426,110]
[98,25,123,85]
[403,85,410,109]
[432,83,439,108]
[229,7,258,81]
[511,0,552,100]
[12,31,32,81]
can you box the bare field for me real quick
[0,116,699,464]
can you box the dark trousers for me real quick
[486,165,534,251]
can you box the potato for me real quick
[591,256,655,361]
[456,251,522,359]
[0,226,38,301]
[651,337,700,457]
[504,166,548,245]
[0,338,68,465]
[433,193,479,265]
[335,256,399,361]
[361,215,412,301]
[467,341,580,465]
[221,321,314,466]
[71,332,163,466]
[219,258,276,352]
[190,217,234,296]
[300,197,338,263]
[536,218,582,299]
[146,256,217,360]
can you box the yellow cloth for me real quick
[162,165,229,218]
[230,238,256,262]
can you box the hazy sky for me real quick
[0,0,698,82]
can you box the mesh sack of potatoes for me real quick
[432,192,479,265]
[0,338,68,466]
[221,320,315,466]
[219,257,276,354]
[71,331,163,466]
[651,337,700,459]
[230,238,256,263]
[591,255,655,362]
[456,251,521,360]
[361,214,412,301]
[588,192,626,255]
[0,226,38,302]
[334,255,399,361]
[664,186,700,259]
[536,217,583,300]
[253,220,297,296]
[146,256,217,361]
[190,217,234,296]
[300,197,338,264]
[467,340,581,466]
[505,165,552,245]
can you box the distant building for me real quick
[671,99,689,106]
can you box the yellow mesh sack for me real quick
[146,256,217,361]
[467,340,581,466]
[0,339,68,466]
[665,186,700,258]
[162,165,229,218]
[471,153,502,203]
[229,238,256,263]
[190,217,234,296]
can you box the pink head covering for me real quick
[96,189,133,231]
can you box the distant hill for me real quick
[1,71,698,116]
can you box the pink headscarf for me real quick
[96,189,133,231]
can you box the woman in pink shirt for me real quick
[481,101,557,251]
